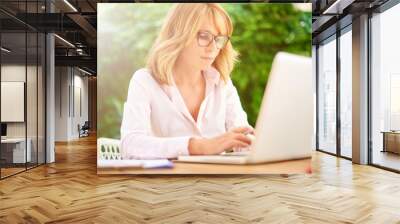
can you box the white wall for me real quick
[1,63,46,163]
[55,67,69,141]
[55,67,89,141]
[71,72,88,139]
[1,65,39,138]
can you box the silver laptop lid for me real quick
[248,52,313,163]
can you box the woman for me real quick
[121,3,253,159]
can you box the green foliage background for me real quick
[98,3,311,138]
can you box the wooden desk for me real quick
[382,131,400,154]
[97,158,311,175]
[1,138,31,163]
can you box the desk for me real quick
[97,158,311,175]
[1,138,31,163]
[382,131,400,154]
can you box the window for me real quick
[339,27,352,158]
[371,3,400,171]
[0,1,46,179]
[318,35,337,154]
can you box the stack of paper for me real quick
[97,159,174,169]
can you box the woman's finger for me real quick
[231,126,253,134]
[233,133,252,145]
[233,140,250,148]
[247,126,255,134]
[233,146,251,152]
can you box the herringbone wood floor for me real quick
[1,134,400,223]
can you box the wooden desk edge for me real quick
[97,158,312,175]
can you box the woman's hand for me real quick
[188,126,254,155]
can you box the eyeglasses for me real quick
[197,31,230,50]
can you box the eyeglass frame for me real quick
[196,30,231,50]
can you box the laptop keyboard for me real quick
[220,151,250,156]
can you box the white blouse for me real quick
[120,67,249,159]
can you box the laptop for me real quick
[178,52,313,164]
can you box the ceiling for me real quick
[0,0,99,74]
[312,0,390,44]
[1,0,313,75]
[1,0,334,75]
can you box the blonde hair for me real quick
[146,3,238,85]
